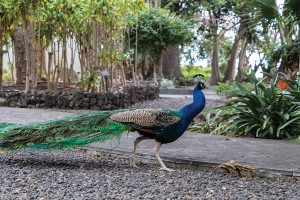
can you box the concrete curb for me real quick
[79,131,300,178]
[80,146,299,177]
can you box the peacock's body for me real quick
[0,80,206,171]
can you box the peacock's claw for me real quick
[159,167,175,172]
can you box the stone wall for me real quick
[0,84,159,110]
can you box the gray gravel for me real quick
[0,149,299,200]
[1,98,299,199]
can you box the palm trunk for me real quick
[47,50,53,91]
[209,12,221,85]
[68,37,75,86]
[109,19,114,86]
[0,27,3,91]
[54,41,60,91]
[29,26,37,90]
[24,28,30,91]
[134,16,138,82]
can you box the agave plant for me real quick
[212,71,300,140]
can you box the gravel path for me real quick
[1,98,299,199]
[0,149,299,200]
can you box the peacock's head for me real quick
[193,74,206,91]
[196,81,206,90]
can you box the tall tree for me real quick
[249,0,300,77]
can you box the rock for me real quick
[75,99,84,107]
[19,99,28,107]
[90,98,97,106]
[90,105,99,110]
[0,98,6,104]
[97,100,103,107]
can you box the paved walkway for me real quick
[160,86,222,100]
[0,106,299,176]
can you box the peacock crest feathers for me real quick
[110,109,181,128]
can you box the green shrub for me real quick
[181,66,210,81]
[3,68,13,82]
[214,80,260,97]
[188,111,222,133]
[210,71,300,140]
[77,70,101,92]
[160,79,174,89]
[266,71,300,102]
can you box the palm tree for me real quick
[250,0,300,77]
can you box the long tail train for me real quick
[0,110,132,149]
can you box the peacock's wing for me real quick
[0,110,133,150]
[110,109,181,134]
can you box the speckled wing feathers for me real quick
[110,109,180,128]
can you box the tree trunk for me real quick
[14,28,26,85]
[236,37,249,82]
[209,12,221,85]
[222,36,240,82]
[14,26,37,91]
[210,34,221,85]
[28,26,37,90]
[0,27,2,91]
[63,33,67,87]
[223,22,247,82]
[47,50,53,91]
[162,45,183,79]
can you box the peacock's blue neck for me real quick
[179,90,206,129]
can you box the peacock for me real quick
[0,78,206,172]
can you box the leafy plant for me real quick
[214,81,257,97]
[3,68,12,82]
[160,79,174,89]
[129,8,192,61]
[181,66,211,81]
[287,73,300,102]
[188,111,222,133]
[77,70,100,92]
[211,71,300,140]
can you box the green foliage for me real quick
[181,66,211,81]
[214,81,257,97]
[160,79,174,89]
[77,70,100,92]
[265,71,300,102]
[211,71,300,140]
[287,74,300,102]
[2,68,13,82]
[129,8,192,60]
[188,111,222,133]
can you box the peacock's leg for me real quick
[131,135,150,168]
[153,142,175,172]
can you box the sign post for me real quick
[101,70,110,92]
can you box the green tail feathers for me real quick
[0,123,17,129]
[0,110,132,149]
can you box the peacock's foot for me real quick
[159,167,175,172]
